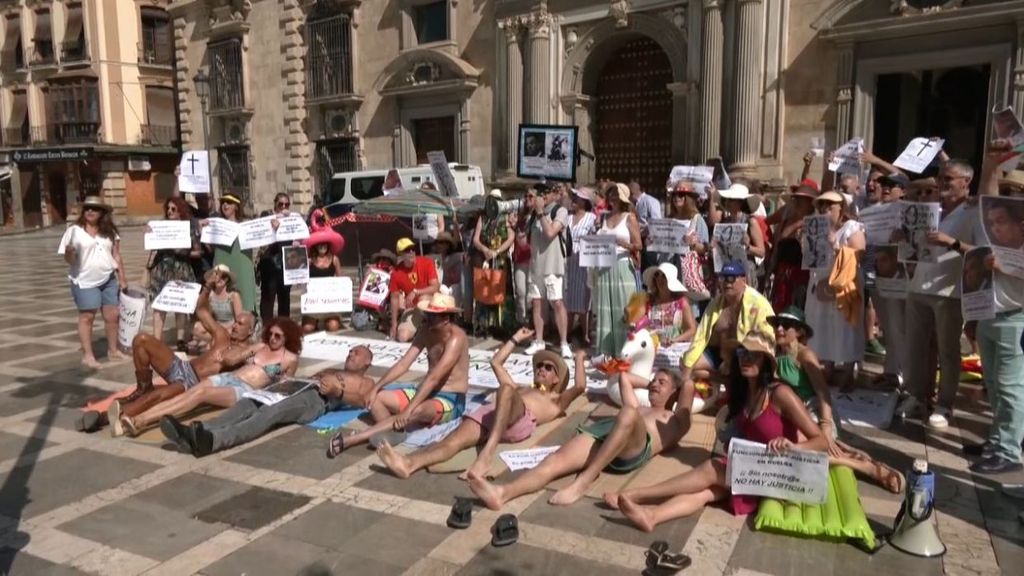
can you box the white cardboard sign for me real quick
[712,223,748,273]
[727,438,829,505]
[200,218,240,246]
[893,137,945,173]
[151,281,202,314]
[144,220,192,251]
[178,151,211,194]
[578,234,617,268]
[647,218,691,255]
[897,202,942,263]
[499,446,560,472]
[274,215,311,242]
[238,216,277,250]
[282,246,310,286]
[828,138,864,174]
[801,215,834,271]
[357,268,391,310]
[427,150,459,198]
[301,277,354,314]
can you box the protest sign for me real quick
[980,196,1024,279]
[518,124,578,182]
[178,151,210,193]
[274,215,311,242]
[357,268,391,310]
[282,246,309,286]
[961,246,996,321]
[668,166,713,190]
[301,277,354,314]
[893,137,945,173]
[712,223,748,273]
[117,288,148,352]
[499,447,560,472]
[859,202,897,245]
[200,218,240,246]
[897,202,942,263]
[427,150,459,197]
[151,281,202,314]
[382,169,403,196]
[578,234,617,268]
[828,138,864,174]
[873,245,908,299]
[647,218,690,255]
[810,136,825,158]
[238,216,276,250]
[144,220,192,251]
[993,106,1024,172]
[727,438,829,505]
[412,213,439,241]
[801,215,834,270]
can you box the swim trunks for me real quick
[389,385,466,426]
[577,418,653,473]
[209,372,255,401]
[162,356,200,390]
[464,403,537,443]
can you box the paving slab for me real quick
[194,486,311,531]
[356,461,477,506]
[272,501,386,550]
[456,542,636,576]
[224,426,354,481]
[131,472,252,518]
[0,430,55,463]
[0,548,91,576]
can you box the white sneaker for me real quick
[928,408,951,429]
[897,396,923,418]
[560,343,573,359]
[524,340,546,355]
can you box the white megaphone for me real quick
[889,459,946,558]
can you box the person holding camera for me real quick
[523,183,572,359]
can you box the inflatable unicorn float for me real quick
[595,294,717,413]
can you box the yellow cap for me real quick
[396,237,416,253]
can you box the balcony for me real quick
[3,127,29,147]
[31,43,56,67]
[139,124,177,146]
[1,48,26,72]
[60,39,88,64]
[28,123,100,145]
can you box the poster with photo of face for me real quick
[282,246,310,286]
[981,196,1024,279]
[961,246,995,321]
[896,201,941,263]
[517,124,578,182]
[873,244,908,299]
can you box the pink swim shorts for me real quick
[465,403,537,443]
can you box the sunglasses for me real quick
[84,206,101,213]
[718,275,740,284]
[736,349,763,363]
[776,319,800,331]
[166,206,178,213]
[536,362,558,372]
[269,331,284,339]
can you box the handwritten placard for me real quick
[727,438,829,505]
[897,202,942,263]
[859,202,897,245]
[498,446,560,472]
[712,223,748,273]
[668,165,713,190]
[283,246,310,286]
[893,137,945,173]
[117,288,148,351]
[178,151,210,193]
[200,218,240,246]
[981,196,1024,279]
[578,234,617,268]
[151,281,202,314]
[961,246,996,321]
[801,215,834,271]
[238,216,276,250]
[647,218,691,255]
[428,150,459,198]
[144,220,192,251]
[301,277,353,314]
[275,215,311,242]
[357,268,391,310]
[828,138,864,174]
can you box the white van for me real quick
[324,164,486,207]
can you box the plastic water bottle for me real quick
[907,459,935,518]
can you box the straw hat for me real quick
[488,189,503,199]
[719,183,751,200]
[736,332,777,373]
[434,231,458,248]
[643,262,687,294]
[611,182,631,205]
[999,170,1024,191]
[814,190,846,206]
[416,291,462,314]
[220,194,242,205]
[206,264,236,285]
[82,195,111,212]
[369,249,397,264]
[532,349,569,390]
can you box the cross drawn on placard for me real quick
[186,153,200,174]
[914,138,939,158]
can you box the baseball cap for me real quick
[718,262,746,277]
[396,238,416,253]
[880,173,910,188]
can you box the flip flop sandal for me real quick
[490,514,519,547]
[369,430,408,449]
[645,540,670,569]
[75,411,101,433]
[108,400,124,437]
[121,417,140,438]
[656,552,692,572]
[447,497,473,529]
[326,432,346,459]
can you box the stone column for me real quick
[835,42,855,146]
[10,166,23,229]
[697,0,724,162]
[526,10,552,124]
[729,0,764,175]
[1014,17,1024,117]
[667,82,692,163]
[501,18,524,174]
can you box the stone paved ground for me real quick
[0,227,1020,575]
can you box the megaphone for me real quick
[485,196,524,220]
[889,459,946,558]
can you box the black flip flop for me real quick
[447,497,473,529]
[645,540,670,569]
[656,552,691,572]
[326,432,346,459]
[491,514,518,547]
[75,411,101,433]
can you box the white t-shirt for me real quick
[57,225,119,288]
[909,203,979,299]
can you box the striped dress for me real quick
[565,211,597,313]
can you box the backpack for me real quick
[530,206,573,258]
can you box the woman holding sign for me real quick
[593,184,643,357]
[58,196,128,368]
[210,194,257,314]
[301,223,345,333]
[147,197,200,351]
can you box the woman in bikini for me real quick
[116,317,303,437]
[605,332,904,532]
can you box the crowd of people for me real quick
[58,136,1024,539]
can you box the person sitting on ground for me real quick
[115,317,302,437]
[390,237,441,342]
[377,328,587,480]
[642,262,696,346]
[679,261,775,388]
[161,346,375,456]
[327,291,469,456]
[605,333,904,533]
[191,265,244,350]
[467,360,695,509]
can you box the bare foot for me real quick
[108,351,127,362]
[466,471,504,511]
[376,441,412,479]
[81,356,102,369]
[602,492,621,510]
[619,495,655,532]
[459,459,490,482]
[548,481,586,506]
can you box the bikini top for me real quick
[247,356,284,380]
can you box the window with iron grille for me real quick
[140,7,172,65]
[209,39,244,111]
[316,139,357,198]
[306,11,353,99]
[48,81,100,144]
[218,146,251,203]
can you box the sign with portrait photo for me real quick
[992,106,1024,172]
[357,268,391,310]
[801,215,834,271]
[980,196,1024,279]
[427,150,459,198]
[961,246,996,321]
[282,246,310,286]
[897,201,942,263]
[517,124,578,182]
[874,245,908,299]
[412,213,439,241]
[712,223,748,273]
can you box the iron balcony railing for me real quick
[139,124,178,146]
[60,39,88,63]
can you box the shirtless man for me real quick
[162,346,376,456]
[76,277,256,434]
[468,365,694,508]
[377,328,587,480]
[327,292,469,456]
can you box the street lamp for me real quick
[192,69,214,211]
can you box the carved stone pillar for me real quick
[667,82,692,164]
[526,10,552,124]
[730,0,764,174]
[697,0,724,162]
[835,42,855,146]
[1014,18,1024,117]
[501,18,524,174]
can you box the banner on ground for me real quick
[579,234,617,268]
[801,215,834,271]
[499,446,560,472]
[357,268,391,310]
[151,281,202,314]
[282,246,310,286]
[727,438,829,505]
[980,196,1024,279]
[301,277,353,314]
[873,245,908,299]
[647,218,691,255]
[144,220,192,251]
[897,201,942,263]
[893,137,945,173]
[859,202,897,245]
[961,246,996,321]
[178,151,210,193]
[828,138,864,174]
[200,218,240,246]
[712,223,748,273]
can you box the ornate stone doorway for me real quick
[592,37,674,194]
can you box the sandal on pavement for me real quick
[75,411,101,433]
[326,432,346,459]
[645,541,670,569]
[447,497,473,529]
[491,514,519,547]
